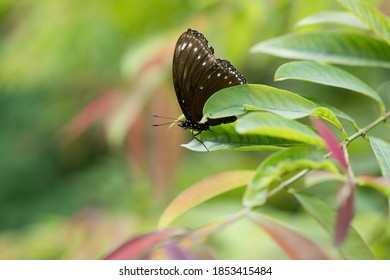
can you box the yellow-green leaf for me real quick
[158,170,255,228]
[244,147,339,207]
[357,175,390,197]
[311,107,348,138]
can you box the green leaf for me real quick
[251,31,390,69]
[338,0,390,45]
[203,84,355,135]
[295,11,368,30]
[158,170,255,228]
[236,112,325,146]
[293,191,375,259]
[369,136,390,178]
[275,61,385,114]
[310,107,348,138]
[304,96,359,131]
[202,84,317,120]
[182,123,295,152]
[244,147,339,207]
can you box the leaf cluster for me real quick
[107,0,390,260]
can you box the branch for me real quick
[267,111,389,199]
[344,111,390,146]
[190,112,389,238]
[193,207,251,239]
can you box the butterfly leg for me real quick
[193,131,209,152]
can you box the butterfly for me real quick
[172,29,247,133]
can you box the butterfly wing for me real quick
[172,29,246,129]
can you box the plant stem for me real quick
[344,111,390,146]
[267,169,309,198]
[267,111,389,199]
[192,112,389,238]
[194,207,252,238]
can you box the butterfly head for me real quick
[178,119,210,132]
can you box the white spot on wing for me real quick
[202,61,206,66]
[180,43,187,51]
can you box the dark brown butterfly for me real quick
[173,29,247,132]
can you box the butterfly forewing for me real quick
[173,30,212,123]
[173,29,247,131]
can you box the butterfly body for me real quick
[173,29,247,132]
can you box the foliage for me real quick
[0,0,389,260]
[106,0,390,260]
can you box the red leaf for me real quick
[103,229,173,260]
[158,170,254,228]
[312,118,348,171]
[138,45,172,78]
[164,239,195,260]
[335,182,355,247]
[250,214,330,259]
[63,91,122,141]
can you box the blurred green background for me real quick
[0,0,389,259]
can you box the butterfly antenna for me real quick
[153,121,176,127]
[152,115,181,127]
[153,115,179,120]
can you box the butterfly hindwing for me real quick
[172,29,247,131]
